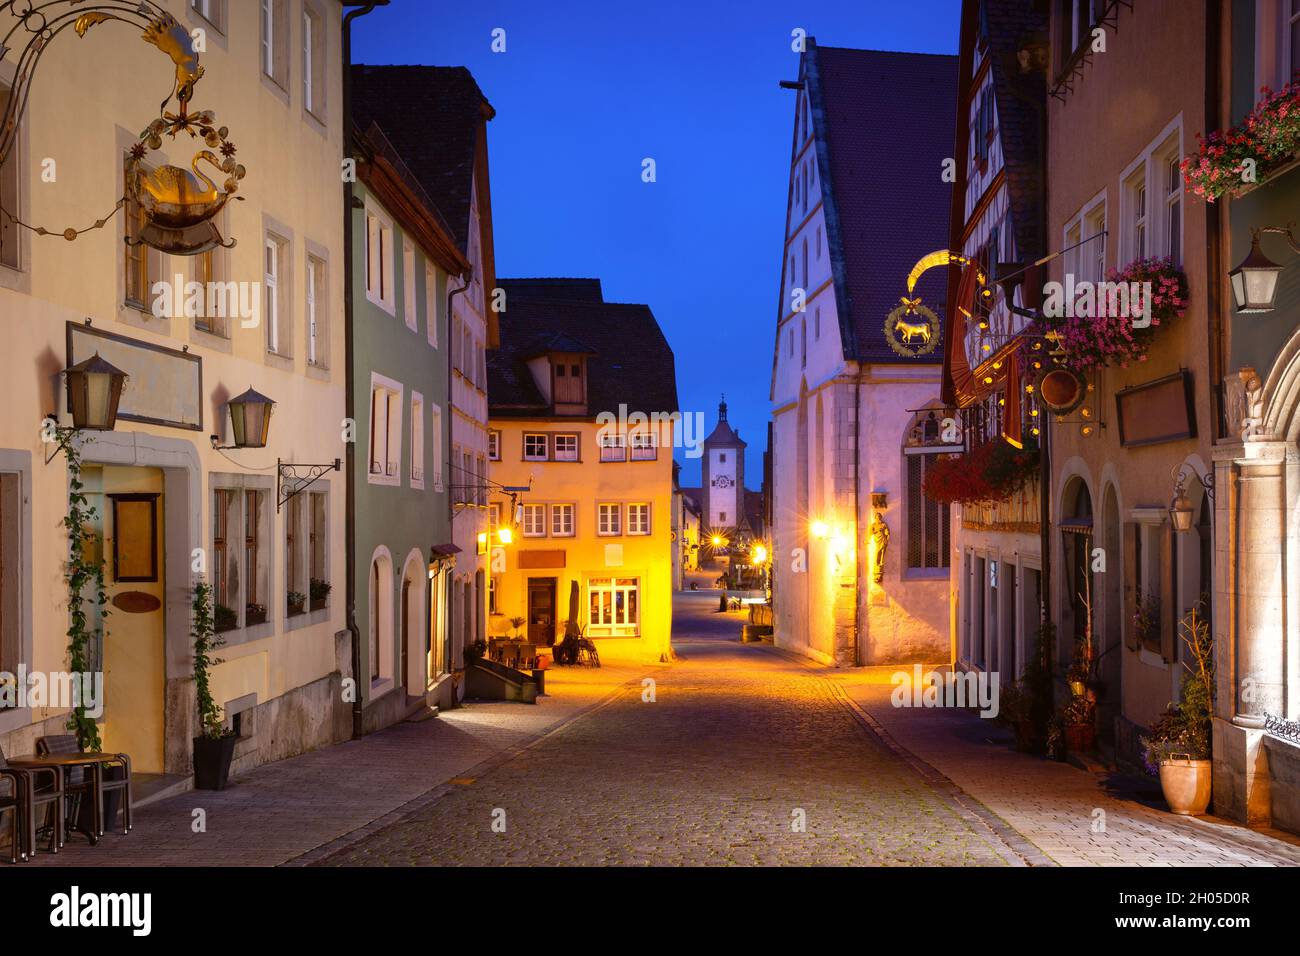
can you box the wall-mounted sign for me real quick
[68,322,202,431]
[110,493,159,582]
[518,550,566,569]
[1115,370,1197,448]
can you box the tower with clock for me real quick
[701,396,746,532]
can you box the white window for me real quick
[587,577,639,636]
[630,431,656,461]
[1119,121,1183,266]
[410,393,425,487]
[523,433,548,461]
[598,503,621,536]
[430,404,443,490]
[551,503,575,537]
[425,262,439,348]
[265,234,288,355]
[599,434,626,462]
[191,0,225,32]
[1161,147,1183,266]
[627,503,651,535]
[306,254,326,367]
[365,205,395,314]
[368,375,403,485]
[260,0,288,89]
[521,503,547,537]
[403,237,417,332]
[1085,204,1106,285]
[303,5,325,119]
[554,434,579,461]
[488,430,500,461]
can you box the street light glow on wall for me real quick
[1229,226,1297,314]
[497,526,514,545]
[810,520,829,539]
[62,352,127,431]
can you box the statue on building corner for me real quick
[870,510,889,585]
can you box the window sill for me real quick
[368,473,401,487]
[285,605,331,634]
[902,567,949,581]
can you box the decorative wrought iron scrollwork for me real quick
[277,459,340,514]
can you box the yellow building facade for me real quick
[485,280,678,664]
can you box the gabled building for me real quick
[345,110,469,727]
[352,65,499,699]
[944,0,1049,694]
[486,280,678,663]
[769,41,957,666]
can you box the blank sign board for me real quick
[67,322,203,431]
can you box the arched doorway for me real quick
[368,547,394,685]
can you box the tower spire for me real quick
[718,394,728,422]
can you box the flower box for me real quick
[1183,78,1300,202]
[922,440,1039,506]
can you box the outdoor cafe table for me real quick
[6,752,121,845]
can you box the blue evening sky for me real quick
[352,0,961,488]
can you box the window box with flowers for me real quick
[922,439,1040,506]
[1038,257,1189,373]
[1183,79,1300,202]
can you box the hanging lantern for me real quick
[1169,466,1196,533]
[64,352,127,431]
[1229,234,1285,314]
[226,387,275,448]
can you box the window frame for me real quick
[364,201,396,315]
[368,373,404,487]
[551,502,576,537]
[521,503,547,538]
[627,502,651,536]
[553,433,580,462]
[903,446,952,573]
[597,502,622,537]
[523,432,549,462]
[487,429,501,461]
[410,391,425,489]
[599,433,626,463]
[586,576,640,637]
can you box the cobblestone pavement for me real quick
[27,663,651,867]
[315,594,1022,866]
[834,668,1300,867]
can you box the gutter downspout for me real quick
[445,271,472,677]
[343,0,383,740]
[853,362,864,667]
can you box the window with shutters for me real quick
[368,374,403,486]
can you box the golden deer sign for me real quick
[0,3,243,254]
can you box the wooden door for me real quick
[527,578,556,646]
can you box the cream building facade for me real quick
[0,0,350,775]
[769,42,957,667]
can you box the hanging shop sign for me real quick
[0,3,244,255]
[888,250,987,358]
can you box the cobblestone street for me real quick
[25,589,1300,868]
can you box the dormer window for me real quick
[553,354,586,405]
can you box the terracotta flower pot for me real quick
[1064,721,1096,753]
[1158,758,1212,815]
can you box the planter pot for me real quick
[287,599,305,617]
[193,734,237,791]
[1064,722,1096,753]
[74,764,125,837]
[309,596,327,611]
[1158,758,1212,815]
[1014,720,1044,753]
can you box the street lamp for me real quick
[224,387,275,449]
[1169,463,1213,533]
[1229,226,1296,314]
[63,352,127,431]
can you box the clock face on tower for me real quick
[712,475,734,488]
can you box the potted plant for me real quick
[1142,607,1214,815]
[1062,692,1097,753]
[1183,77,1300,201]
[287,590,306,617]
[245,602,267,626]
[463,636,487,666]
[214,603,238,633]
[191,580,237,791]
[996,680,1038,752]
[309,577,331,611]
[509,615,527,640]
[1133,589,1160,647]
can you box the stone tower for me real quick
[701,396,746,530]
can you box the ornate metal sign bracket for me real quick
[277,458,340,513]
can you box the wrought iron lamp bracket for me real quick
[1171,462,1215,503]
[277,458,340,513]
[1253,223,1300,257]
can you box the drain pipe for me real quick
[343,0,385,740]
[445,271,472,673]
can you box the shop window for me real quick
[588,577,640,636]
